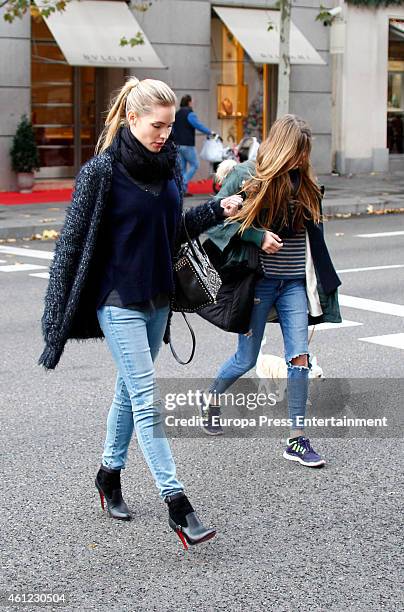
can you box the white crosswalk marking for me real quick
[355,231,404,238]
[30,272,50,279]
[0,263,48,273]
[0,246,53,260]
[359,333,404,350]
[0,246,51,278]
[309,320,363,330]
[339,294,404,317]
[337,264,404,274]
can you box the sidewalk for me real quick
[1,156,403,240]
[316,154,404,216]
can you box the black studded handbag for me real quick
[170,214,222,313]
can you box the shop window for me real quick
[215,27,247,143]
[387,62,404,154]
[211,19,277,145]
[31,17,97,172]
[387,21,404,155]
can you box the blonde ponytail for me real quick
[96,76,176,154]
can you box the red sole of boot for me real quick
[190,530,217,546]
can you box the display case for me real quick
[216,83,248,119]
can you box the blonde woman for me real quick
[38,77,241,548]
[201,115,342,467]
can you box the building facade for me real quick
[0,10,31,190]
[0,0,402,190]
[331,1,404,174]
[122,0,332,175]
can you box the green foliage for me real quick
[3,1,148,48]
[1,0,69,23]
[120,32,145,48]
[10,115,40,173]
[316,5,337,26]
[1,0,153,22]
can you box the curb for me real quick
[0,223,63,241]
[322,196,404,216]
[1,197,404,241]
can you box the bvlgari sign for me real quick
[82,54,147,65]
[43,0,164,68]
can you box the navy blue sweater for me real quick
[96,164,181,308]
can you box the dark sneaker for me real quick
[283,436,325,468]
[198,396,224,436]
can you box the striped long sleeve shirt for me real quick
[259,228,306,279]
[259,168,306,280]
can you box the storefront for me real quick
[388,19,404,154]
[30,0,164,179]
[210,6,325,146]
[31,17,99,177]
[0,0,335,190]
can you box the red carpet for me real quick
[0,189,73,205]
[187,178,214,195]
[0,179,214,206]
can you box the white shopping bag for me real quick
[248,137,260,161]
[200,136,224,163]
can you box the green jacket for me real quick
[207,161,342,326]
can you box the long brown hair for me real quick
[95,77,177,154]
[230,114,322,234]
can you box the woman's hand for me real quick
[261,230,283,254]
[220,195,243,217]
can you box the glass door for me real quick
[263,64,278,139]
[80,67,97,166]
[388,21,404,155]
[387,64,404,154]
[31,17,98,177]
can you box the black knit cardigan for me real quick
[38,150,224,369]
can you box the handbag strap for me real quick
[167,311,196,365]
[181,212,205,263]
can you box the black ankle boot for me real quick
[95,465,132,521]
[165,492,216,549]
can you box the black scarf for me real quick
[110,126,178,183]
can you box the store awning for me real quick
[390,20,404,42]
[213,6,325,65]
[42,0,164,68]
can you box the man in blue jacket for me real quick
[174,94,214,196]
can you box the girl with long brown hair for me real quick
[200,115,342,467]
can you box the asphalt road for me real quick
[0,214,403,611]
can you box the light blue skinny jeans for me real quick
[209,277,311,430]
[97,304,184,499]
[178,145,199,191]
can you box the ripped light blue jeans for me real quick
[97,304,184,499]
[209,277,311,430]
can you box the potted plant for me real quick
[10,115,40,193]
